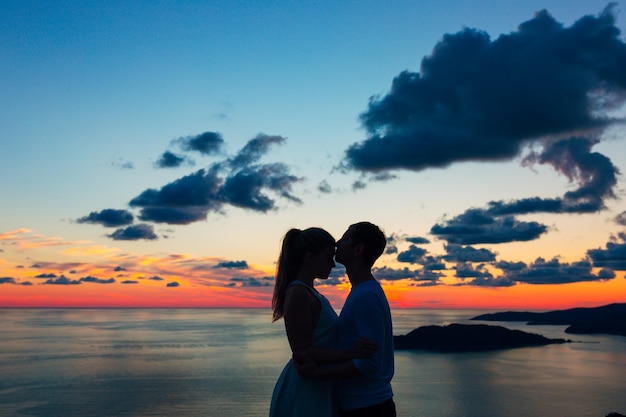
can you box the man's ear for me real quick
[353,243,365,257]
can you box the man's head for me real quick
[335,221,386,268]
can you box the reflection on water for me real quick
[1,309,625,417]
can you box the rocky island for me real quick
[471,303,626,337]
[394,323,569,352]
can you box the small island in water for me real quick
[394,323,569,352]
[394,303,626,352]
[471,302,626,337]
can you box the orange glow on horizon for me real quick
[2,229,625,311]
[1,278,624,310]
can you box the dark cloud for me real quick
[374,266,444,284]
[407,236,430,244]
[219,163,301,211]
[615,211,626,226]
[385,235,399,255]
[228,134,285,169]
[129,169,222,224]
[80,276,115,284]
[372,266,422,281]
[319,276,345,286]
[461,275,515,287]
[501,257,614,284]
[108,224,158,241]
[0,277,16,284]
[44,275,81,285]
[518,137,619,213]
[454,262,494,279]
[342,7,625,249]
[176,131,224,155]
[420,256,447,271]
[344,5,626,173]
[397,245,428,263]
[444,244,497,263]
[430,136,619,245]
[35,273,57,279]
[431,210,548,244]
[149,276,164,281]
[406,269,444,286]
[587,232,626,270]
[318,180,332,194]
[129,135,301,225]
[494,260,527,272]
[166,281,180,287]
[76,209,134,227]
[386,234,430,255]
[343,6,625,251]
[352,180,367,191]
[114,266,127,272]
[228,276,273,287]
[155,151,188,169]
[121,280,139,284]
[138,206,211,225]
[130,168,222,211]
[215,260,248,269]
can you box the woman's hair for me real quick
[349,221,386,267]
[272,227,335,322]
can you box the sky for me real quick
[2,0,626,310]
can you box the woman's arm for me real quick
[283,284,317,364]
[306,337,376,365]
[293,351,363,379]
[283,285,376,365]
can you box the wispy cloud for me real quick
[1,229,92,250]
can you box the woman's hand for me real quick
[352,336,377,358]
[293,351,319,379]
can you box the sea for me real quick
[0,308,624,417]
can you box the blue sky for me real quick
[2,1,626,308]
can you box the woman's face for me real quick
[311,244,336,280]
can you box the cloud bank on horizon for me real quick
[7,5,622,291]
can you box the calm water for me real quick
[0,308,625,417]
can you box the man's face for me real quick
[334,227,355,266]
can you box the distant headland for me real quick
[394,323,569,352]
[471,303,626,337]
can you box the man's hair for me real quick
[350,221,386,267]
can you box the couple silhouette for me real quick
[270,222,396,417]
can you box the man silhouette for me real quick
[333,221,396,417]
